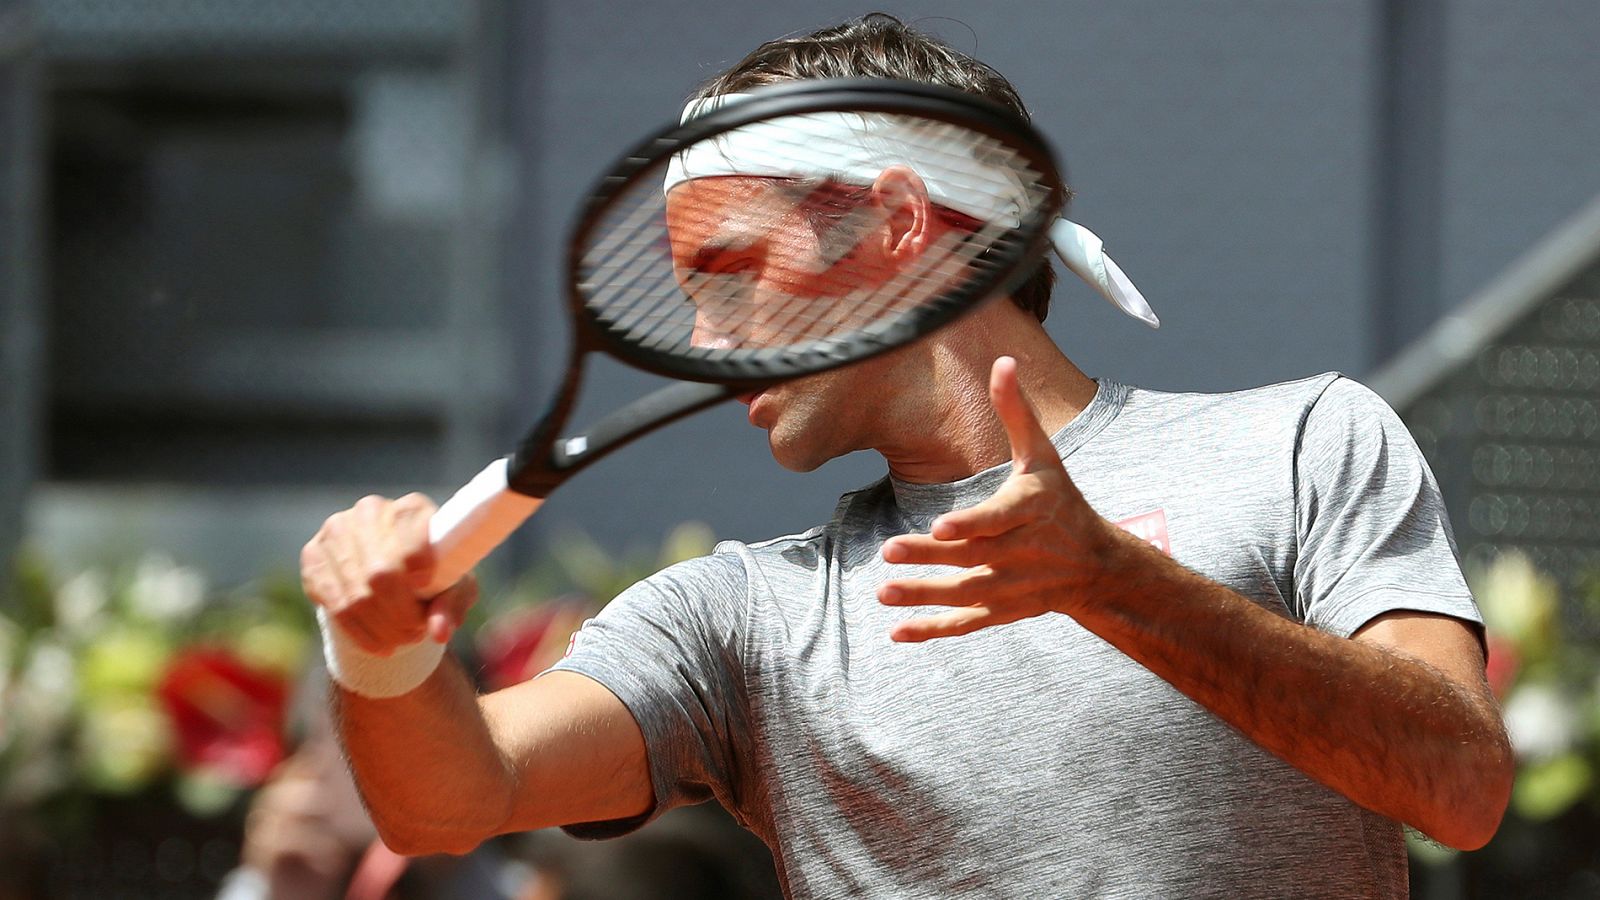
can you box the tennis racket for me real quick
[420,78,1066,595]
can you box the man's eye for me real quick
[703,257,755,277]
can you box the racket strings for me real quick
[577,112,1052,365]
[587,197,1034,350]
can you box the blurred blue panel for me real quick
[1437,1,1600,319]
[35,0,469,57]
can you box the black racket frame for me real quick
[507,79,1064,498]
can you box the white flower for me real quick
[1503,683,1577,762]
[21,640,75,708]
[78,697,172,792]
[126,554,207,624]
[55,570,111,638]
[1474,552,1557,646]
[13,642,75,737]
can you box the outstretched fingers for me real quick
[889,604,1036,643]
[877,356,1093,643]
[989,355,1061,475]
[883,533,998,567]
[927,357,1064,542]
[928,478,1043,541]
[878,566,998,606]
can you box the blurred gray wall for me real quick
[503,0,1600,553]
[0,0,41,587]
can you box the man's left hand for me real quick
[878,355,1124,641]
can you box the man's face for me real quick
[663,175,934,471]
[664,176,917,350]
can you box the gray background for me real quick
[503,0,1600,556]
[5,0,1600,582]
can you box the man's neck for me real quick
[881,341,1096,485]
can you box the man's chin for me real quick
[767,431,828,473]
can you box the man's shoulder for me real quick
[1124,371,1342,412]
[1116,371,1392,435]
[710,527,828,575]
[1079,373,1412,478]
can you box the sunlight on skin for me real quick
[663,172,971,351]
[659,170,1014,475]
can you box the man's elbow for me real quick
[373,820,491,858]
[354,769,517,858]
[1422,734,1515,851]
[367,803,501,858]
[1424,801,1504,852]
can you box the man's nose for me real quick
[685,271,759,350]
[691,314,739,351]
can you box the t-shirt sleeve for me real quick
[542,547,750,839]
[1292,376,1482,639]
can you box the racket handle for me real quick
[423,457,542,596]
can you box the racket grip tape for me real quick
[423,457,543,596]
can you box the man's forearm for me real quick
[333,655,515,856]
[1071,529,1513,849]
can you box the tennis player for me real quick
[301,15,1511,897]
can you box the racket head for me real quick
[566,78,1066,386]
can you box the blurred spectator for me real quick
[215,668,515,900]
[228,737,371,898]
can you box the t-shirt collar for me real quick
[888,377,1129,515]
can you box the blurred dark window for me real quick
[46,64,462,485]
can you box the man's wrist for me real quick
[317,607,446,699]
[1065,517,1175,618]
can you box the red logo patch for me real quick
[565,617,597,658]
[1115,509,1171,555]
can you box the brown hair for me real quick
[693,13,1064,322]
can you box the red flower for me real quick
[1485,633,1520,699]
[478,597,595,692]
[156,647,289,787]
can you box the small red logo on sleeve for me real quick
[1115,509,1171,555]
[565,618,596,658]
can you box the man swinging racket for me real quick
[301,14,1511,898]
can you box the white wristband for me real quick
[317,606,447,699]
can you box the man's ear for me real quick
[870,165,932,259]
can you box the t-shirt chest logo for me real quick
[1114,509,1171,555]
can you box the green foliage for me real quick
[483,521,715,618]
[1514,754,1595,822]
[0,551,313,829]
[0,523,716,845]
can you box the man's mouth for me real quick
[739,388,773,426]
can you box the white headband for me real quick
[663,94,1159,328]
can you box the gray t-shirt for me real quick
[549,373,1481,899]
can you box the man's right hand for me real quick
[302,496,654,852]
[300,493,478,655]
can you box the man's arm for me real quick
[878,357,1514,850]
[302,495,653,856]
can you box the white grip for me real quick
[423,457,543,596]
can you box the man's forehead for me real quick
[665,176,790,243]
[666,175,783,213]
